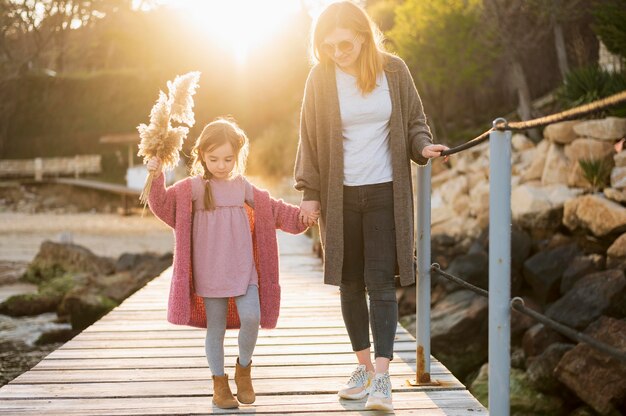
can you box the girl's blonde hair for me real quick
[311,1,387,94]
[190,117,249,210]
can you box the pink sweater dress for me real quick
[191,175,258,298]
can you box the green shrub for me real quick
[579,158,612,192]
[557,65,626,117]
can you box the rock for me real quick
[614,151,626,168]
[469,180,489,218]
[565,138,615,162]
[511,297,541,345]
[512,133,535,150]
[541,142,570,186]
[469,364,564,414]
[561,254,606,294]
[23,241,114,284]
[607,233,626,269]
[431,290,488,379]
[431,168,457,189]
[546,269,626,330]
[610,166,626,189]
[61,286,117,331]
[565,139,615,188]
[512,184,583,230]
[563,194,626,237]
[522,139,550,182]
[544,121,580,144]
[523,243,580,304]
[452,193,471,216]
[440,176,469,206]
[397,285,416,318]
[511,227,533,272]
[440,251,489,292]
[35,328,77,345]
[522,323,568,358]
[0,293,61,316]
[526,343,575,393]
[0,273,80,317]
[573,117,626,141]
[555,316,626,415]
[511,347,526,370]
[604,187,626,204]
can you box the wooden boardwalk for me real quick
[0,233,486,415]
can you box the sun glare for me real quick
[160,0,301,64]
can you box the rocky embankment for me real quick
[0,242,171,387]
[397,116,626,416]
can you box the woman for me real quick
[294,1,448,412]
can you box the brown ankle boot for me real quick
[212,374,238,409]
[235,358,256,404]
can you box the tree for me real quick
[592,0,626,58]
[387,0,494,139]
[482,0,554,139]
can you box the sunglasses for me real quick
[320,34,359,56]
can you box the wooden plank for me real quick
[44,340,417,359]
[0,374,465,399]
[29,350,430,370]
[0,391,486,416]
[12,362,449,383]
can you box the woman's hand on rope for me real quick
[299,200,321,227]
[422,144,450,162]
[146,156,163,173]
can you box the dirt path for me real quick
[0,212,173,262]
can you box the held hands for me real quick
[421,144,450,163]
[299,200,321,227]
[146,156,163,173]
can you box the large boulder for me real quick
[61,286,117,331]
[555,317,626,415]
[560,254,606,294]
[522,323,568,358]
[607,233,626,269]
[563,194,626,237]
[573,117,626,141]
[469,364,565,415]
[23,241,114,284]
[611,166,626,189]
[526,343,575,394]
[521,139,550,182]
[541,142,570,186]
[565,138,614,188]
[546,269,626,330]
[439,251,488,292]
[512,184,583,230]
[544,121,580,144]
[523,243,581,304]
[431,290,488,379]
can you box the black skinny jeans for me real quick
[340,181,397,360]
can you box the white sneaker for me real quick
[338,364,374,400]
[365,372,393,412]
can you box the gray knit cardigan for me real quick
[294,53,433,287]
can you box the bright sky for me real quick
[158,0,305,64]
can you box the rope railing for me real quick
[441,90,626,157]
[430,264,626,363]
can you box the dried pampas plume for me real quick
[137,71,201,205]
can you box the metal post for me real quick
[408,162,433,385]
[488,118,512,415]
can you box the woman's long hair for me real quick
[189,117,249,210]
[311,1,387,94]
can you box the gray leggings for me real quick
[203,285,260,376]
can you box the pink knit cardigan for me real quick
[148,172,307,329]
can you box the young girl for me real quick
[147,117,318,409]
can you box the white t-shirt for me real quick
[336,66,393,186]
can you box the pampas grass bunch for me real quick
[137,71,201,204]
